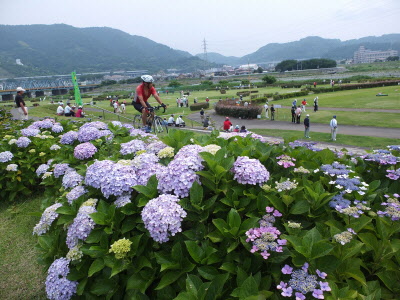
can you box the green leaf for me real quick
[219,262,236,274]
[110,259,129,277]
[186,274,203,297]
[185,241,204,263]
[290,200,310,214]
[282,195,294,206]
[121,217,136,234]
[198,266,220,280]
[342,241,365,261]
[89,212,108,225]
[88,258,105,277]
[56,205,76,215]
[155,270,184,290]
[203,273,229,300]
[302,227,322,249]
[190,181,204,208]
[212,219,229,236]
[90,278,117,296]
[228,209,241,230]
[310,242,334,260]
[231,275,258,298]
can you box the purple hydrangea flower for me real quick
[66,199,97,248]
[21,128,40,137]
[98,129,114,140]
[282,265,293,274]
[141,194,187,243]
[45,258,78,300]
[33,203,63,235]
[85,160,114,189]
[74,142,97,160]
[320,162,351,176]
[231,156,270,185]
[388,145,400,151]
[16,136,31,148]
[53,163,72,178]
[0,151,14,163]
[33,119,54,129]
[378,194,400,221]
[120,139,147,155]
[122,123,134,129]
[51,124,64,133]
[288,140,322,152]
[386,168,400,181]
[111,121,122,127]
[62,170,84,189]
[329,193,351,209]
[132,153,161,186]
[316,270,327,279]
[60,131,79,145]
[114,194,131,208]
[276,155,296,168]
[78,127,101,143]
[66,186,88,204]
[36,164,50,177]
[80,121,108,130]
[157,145,204,198]
[146,141,168,154]
[362,153,399,165]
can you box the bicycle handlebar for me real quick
[148,105,166,113]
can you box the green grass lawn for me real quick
[0,196,46,299]
[251,128,399,149]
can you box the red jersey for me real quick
[134,83,157,103]
[223,120,232,130]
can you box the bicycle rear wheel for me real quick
[152,116,168,134]
[133,115,143,129]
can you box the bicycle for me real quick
[133,105,168,134]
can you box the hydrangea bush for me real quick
[1,113,400,299]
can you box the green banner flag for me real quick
[71,71,82,106]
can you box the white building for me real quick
[353,46,398,64]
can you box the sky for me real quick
[1,0,399,57]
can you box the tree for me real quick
[262,75,277,84]
[218,80,229,85]
[168,80,181,87]
[241,79,250,85]
[201,80,213,86]
[387,56,399,61]
[256,67,263,73]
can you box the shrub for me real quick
[262,75,277,84]
[215,101,262,119]
[273,91,309,100]
[220,90,226,94]
[189,102,209,111]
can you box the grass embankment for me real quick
[251,129,399,149]
[0,197,46,299]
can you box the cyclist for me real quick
[132,75,166,132]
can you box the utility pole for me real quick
[202,38,208,75]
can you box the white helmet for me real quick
[141,75,154,83]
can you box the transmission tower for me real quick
[202,38,208,73]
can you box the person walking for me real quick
[301,99,307,112]
[304,114,310,138]
[295,106,302,124]
[270,104,275,120]
[264,102,269,118]
[330,115,338,141]
[200,108,205,121]
[313,97,319,112]
[15,87,28,120]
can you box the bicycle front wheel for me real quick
[152,116,168,134]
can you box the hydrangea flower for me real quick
[218,131,268,143]
[33,119,54,129]
[293,166,310,174]
[6,164,18,171]
[287,221,302,229]
[334,228,357,245]
[231,156,270,185]
[51,124,64,133]
[0,151,13,163]
[146,141,168,154]
[388,145,400,151]
[276,155,296,168]
[362,153,399,165]
[74,142,98,160]
[50,144,61,151]
[66,199,97,249]
[85,160,115,189]
[335,200,371,218]
[8,138,17,145]
[157,146,175,159]
[53,163,72,178]
[288,140,321,152]
[114,194,132,208]
[377,194,400,221]
[320,161,351,176]
[36,164,50,176]
[21,128,40,137]
[66,246,83,262]
[157,145,205,198]
[45,258,78,300]
[60,131,79,145]
[62,170,84,189]
[245,207,286,259]
[203,144,222,155]
[275,179,298,192]
[66,185,88,204]
[16,136,31,148]
[80,121,108,130]
[277,263,331,299]
[386,168,400,181]
[141,194,187,243]
[33,203,63,235]
[111,121,123,127]
[109,238,132,259]
[77,127,101,143]
[120,139,146,155]
[329,193,351,209]
[131,153,160,186]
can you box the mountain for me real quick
[195,52,241,66]
[199,34,400,65]
[0,24,207,77]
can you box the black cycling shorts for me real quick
[132,101,149,113]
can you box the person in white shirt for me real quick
[244,101,249,107]
[175,115,185,127]
[167,114,175,126]
[330,115,338,141]
[64,103,73,117]
[57,103,64,115]
[121,103,126,114]
[264,102,269,118]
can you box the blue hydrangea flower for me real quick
[60,131,79,145]
[114,194,131,208]
[33,203,63,235]
[141,194,187,243]
[120,139,146,155]
[62,170,84,189]
[231,156,270,185]
[51,124,64,133]
[0,151,14,163]
[53,163,72,178]
[74,142,97,160]
[78,127,101,143]
[16,136,31,148]
[36,164,50,177]
[66,186,88,204]
[21,128,40,137]
[45,258,78,300]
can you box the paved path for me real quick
[187,111,400,139]
[279,106,400,113]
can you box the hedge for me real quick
[312,80,400,94]
[215,101,262,119]
[189,102,210,111]
[272,91,309,100]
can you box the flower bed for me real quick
[1,113,400,299]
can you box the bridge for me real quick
[0,78,100,101]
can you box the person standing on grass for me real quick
[270,104,275,120]
[314,97,318,112]
[301,99,307,112]
[291,106,296,123]
[15,87,28,120]
[121,102,126,114]
[264,102,269,118]
[295,106,302,124]
[304,114,310,138]
[330,115,338,141]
